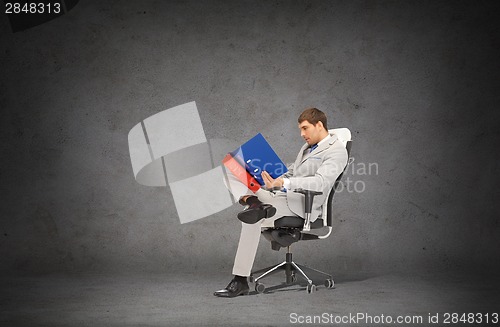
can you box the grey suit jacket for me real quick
[283,132,348,221]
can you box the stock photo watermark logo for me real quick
[338,157,378,193]
[127,101,239,224]
[239,156,377,195]
[128,102,374,223]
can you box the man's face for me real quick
[298,120,324,145]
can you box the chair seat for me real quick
[273,216,324,229]
[273,216,303,228]
[262,217,325,250]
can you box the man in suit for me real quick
[214,108,348,297]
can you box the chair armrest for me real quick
[293,188,322,213]
[294,188,322,231]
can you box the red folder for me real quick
[222,153,261,193]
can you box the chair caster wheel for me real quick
[306,284,316,294]
[255,282,266,294]
[324,279,334,288]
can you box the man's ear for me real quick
[316,121,324,129]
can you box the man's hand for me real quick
[261,171,284,190]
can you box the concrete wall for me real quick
[1,0,499,276]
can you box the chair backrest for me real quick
[323,128,353,227]
[331,128,351,148]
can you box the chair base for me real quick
[250,248,334,293]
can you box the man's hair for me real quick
[298,108,328,130]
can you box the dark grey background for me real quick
[1,0,499,280]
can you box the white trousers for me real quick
[224,170,298,277]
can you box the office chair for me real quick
[249,128,352,294]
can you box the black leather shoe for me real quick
[237,203,276,224]
[214,278,249,297]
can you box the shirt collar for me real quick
[316,133,330,147]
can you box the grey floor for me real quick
[1,270,498,327]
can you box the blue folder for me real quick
[229,133,288,186]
